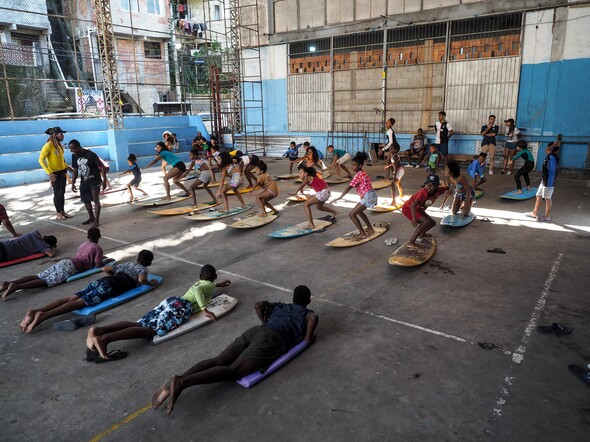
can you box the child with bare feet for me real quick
[253,161,279,217]
[85,264,230,362]
[292,165,338,229]
[444,160,475,216]
[384,145,404,205]
[182,149,218,207]
[0,203,21,237]
[401,175,449,250]
[151,285,318,414]
[119,154,148,202]
[143,142,190,199]
[1,228,110,301]
[0,231,56,264]
[216,151,247,212]
[332,152,377,239]
[19,250,157,334]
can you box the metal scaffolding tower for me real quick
[93,0,123,130]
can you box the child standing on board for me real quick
[119,154,148,202]
[85,264,231,362]
[444,160,475,216]
[254,161,279,217]
[332,152,378,239]
[526,139,560,222]
[283,141,301,174]
[402,175,449,250]
[325,145,354,179]
[143,142,190,199]
[216,151,247,212]
[183,149,218,207]
[292,165,338,229]
[384,145,404,205]
[508,140,535,194]
[467,153,487,190]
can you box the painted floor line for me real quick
[88,402,152,442]
[491,253,562,419]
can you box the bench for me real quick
[152,102,192,116]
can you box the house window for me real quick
[146,0,161,15]
[144,41,161,59]
[121,0,138,11]
[213,4,221,20]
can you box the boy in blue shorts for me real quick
[85,264,231,362]
[283,141,301,174]
[526,139,560,222]
[19,250,157,334]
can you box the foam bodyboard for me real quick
[236,340,310,388]
[66,262,116,283]
[73,274,163,316]
[0,252,45,268]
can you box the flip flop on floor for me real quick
[568,364,590,385]
[537,322,572,335]
[51,314,96,331]
[84,348,98,362]
[94,349,128,363]
[480,217,493,223]
[487,248,506,254]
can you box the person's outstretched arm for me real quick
[254,301,274,323]
[303,312,319,343]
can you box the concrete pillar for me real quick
[106,130,129,172]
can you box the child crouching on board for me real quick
[292,165,338,229]
[86,264,231,363]
[254,161,279,217]
[183,149,218,207]
[216,151,247,212]
[119,154,148,202]
[332,152,377,239]
[401,175,449,251]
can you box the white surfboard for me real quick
[152,294,238,345]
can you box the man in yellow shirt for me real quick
[38,127,72,220]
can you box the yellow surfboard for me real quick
[227,186,256,195]
[229,212,280,229]
[326,223,389,247]
[147,202,220,216]
[389,235,436,267]
[372,179,392,190]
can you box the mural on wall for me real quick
[75,88,106,115]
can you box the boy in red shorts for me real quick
[401,174,449,250]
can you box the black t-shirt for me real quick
[72,149,102,184]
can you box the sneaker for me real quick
[507,171,512,175]
[489,169,494,175]
[414,164,420,169]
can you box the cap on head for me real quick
[45,127,67,135]
[424,174,440,187]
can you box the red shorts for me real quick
[402,205,424,222]
[0,204,7,220]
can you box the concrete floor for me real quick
[0,159,589,441]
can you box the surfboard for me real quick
[229,212,279,229]
[326,223,389,247]
[227,186,255,195]
[183,205,253,221]
[180,173,200,182]
[275,174,299,180]
[499,187,538,200]
[131,195,191,207]
[475,189,484,199]
[389,235,436,267]
[325,176,350,184]
[147,202,220,216]
[440,213,475,227]
[287,195,308,202]
[372,179,392,190]
[267,218,334,238]
[101,195,149,208]
[152,294,238,345]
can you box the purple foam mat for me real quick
[236,340,310,388]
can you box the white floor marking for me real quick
[491,253,562,418]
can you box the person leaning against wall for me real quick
[38,127,73,221]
